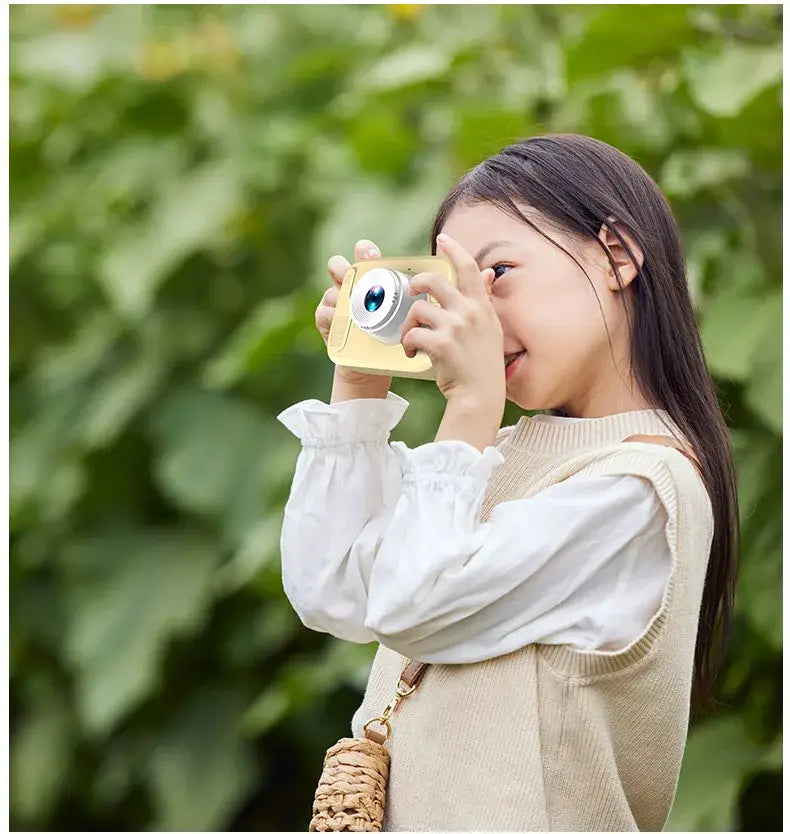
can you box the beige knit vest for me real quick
[350,408,715,832]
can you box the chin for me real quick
[509,391,553,413]
[507,361,561,412]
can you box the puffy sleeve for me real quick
[361,441,672,662]
[275,392,409,643]
[277,402,672,661]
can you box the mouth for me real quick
[504,349,526,381]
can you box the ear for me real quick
[597,218,644,292]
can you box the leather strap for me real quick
[400,660,429,688]
[362,661,429,745]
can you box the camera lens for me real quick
[350,266,425,346]
[364,285,385,312]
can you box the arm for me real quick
[330,366,391,405]
[276,390,408,643]
[434,395,502,453]
[362,441,673,661]
[279,395,672,658]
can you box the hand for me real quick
[318,239,393,389]
[400,233,506,408]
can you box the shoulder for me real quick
[517,472,667,540]
[572,440,714,542]
[574,436,703,489]
[533,470,662,512]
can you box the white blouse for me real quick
[276,391,672,662]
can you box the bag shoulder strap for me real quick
[400,659,429,687]
[363,660,429,745]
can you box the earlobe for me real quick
[597,218,643,292]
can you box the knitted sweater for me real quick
[350,408,714,832]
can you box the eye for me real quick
[491,263,513,281]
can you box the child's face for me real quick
[440,201,633,415]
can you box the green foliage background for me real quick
[9,4,782,831]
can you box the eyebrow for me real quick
[473,240,516,266]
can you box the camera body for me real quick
[327,255,457,380]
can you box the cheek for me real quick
[517,287,601,358]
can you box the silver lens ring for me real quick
[350,267,420,345]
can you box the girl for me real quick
[277,134,739,832]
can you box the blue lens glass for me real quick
[364,285,385,312]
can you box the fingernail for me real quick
[436,233,449,245]
[368,247,380,257]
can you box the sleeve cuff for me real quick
[390,439,505,481]
[276,391,409,445]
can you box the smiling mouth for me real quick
[504,350,526,367]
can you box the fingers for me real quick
[354,239,381,262]
[321,285,339,307]
[401,323,445,360]
[327,255,351,288]
[320,239,381,343]
[315,303,333,337]
[316,285,339,342]
[401,299,444,334]
[406,270,464,312]
[400,299,444,357]
[327,239,381,288]
[435,233,489,300]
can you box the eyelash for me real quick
[490,263,513,282]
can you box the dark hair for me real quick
[429,133,739,716]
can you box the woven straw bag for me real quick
[309,660,428,831]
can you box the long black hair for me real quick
[429,134,739,715]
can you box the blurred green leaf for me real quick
[9,212,45,269]
[241,687,291,736]
[312,161,453,282]
[731,429,779,526]
[63,530,220,733]
[454,106,530,169]
[147,386,280,547]
[684,43,782,117]
[660,148,749,198]
[10,388,88,529]
[11,28,128,90]
[355,44,452,92]
[220,600,300,669]
[349,106,418,174]
[761,733,782,770]
[78,351,168,448]
[736,515,782,650]
[98,160,244,319]
[202,293,314,390]
[700,285,776,382]
[147,687,257,831]
[744,293,782,433]
[666,715,763,831]
[216,516,281,595]
[565,5,693,82]
[10,699,74,824]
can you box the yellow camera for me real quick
[327,255,457,380]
